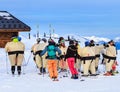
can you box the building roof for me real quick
[0,11,31,32]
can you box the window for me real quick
[19,24,21,28]
[14,24,16,28]
[3,24,6,28]
[8,24,11,28]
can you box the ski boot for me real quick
[11,66,15,76]
[17,66,21,75]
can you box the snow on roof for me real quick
[0,12,10,16]
[3,16,13,20]
[0,11,13,20]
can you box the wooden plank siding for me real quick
[0,32,18,48]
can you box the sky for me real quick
[0,0,120,39]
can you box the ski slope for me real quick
[0,35,120,92]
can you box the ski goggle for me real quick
[60,40,65,43]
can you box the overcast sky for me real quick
[1,0,120,38]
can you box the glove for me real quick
[57,56,60,60]
[64,57,66,61]
[113,44,116,47]
[77,54,81,59]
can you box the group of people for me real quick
[4,35,118,81]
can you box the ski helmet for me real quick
[18,36,22,41]
[42,38,47,42]
[48,38,55,45]
[69,40,74,45]
[89,40,95,46]
[36,38,41,43]
[85,41,90,46]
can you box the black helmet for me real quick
[69,40,74,45]
[58,37,64,43]
[90,40,94,43]
[48,38,55,45]
[11,34,17,40]
[89,40,95,46]
[48,38,54,43]
[42,38,47,42]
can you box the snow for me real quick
[114,37,120,42]
[0,12,13,20]
[0,35,120,92]
[3,16,13,20]
[0,12,10,16]
[84,36,110,43]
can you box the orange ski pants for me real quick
[47,59,58,78]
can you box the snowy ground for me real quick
[0,37,120,92]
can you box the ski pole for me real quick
[22,52,32,74]
[5,53,8,74]
[79,59,85,81]
[22,56,26,75]
[25,52,32,66]
[41,56,44,77]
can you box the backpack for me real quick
[47,45,56,59]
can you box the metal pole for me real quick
[24,52,32,66]
[37,25,39,38]
[6,53,9,74]
[49,24,52,38]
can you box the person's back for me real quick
[65,45,78,59]
[80,41,96,76]
[65,40,79,79]
[80,46,95,57]
[47,45,56,59]
[34,42,48,52]
[5,36,25,75]
[103,40,117,76]
[58,39,68,72]
[106,44,116,57]
[5,41,24,52]
[41,39,61,59]
[31,38,48,74]
[40,38,61,81]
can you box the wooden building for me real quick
[0,11,31,48]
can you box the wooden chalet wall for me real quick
[0,32,18,48]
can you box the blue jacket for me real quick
[40,45,61,59]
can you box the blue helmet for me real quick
[85,41,90,46]
[18,36,22,41]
